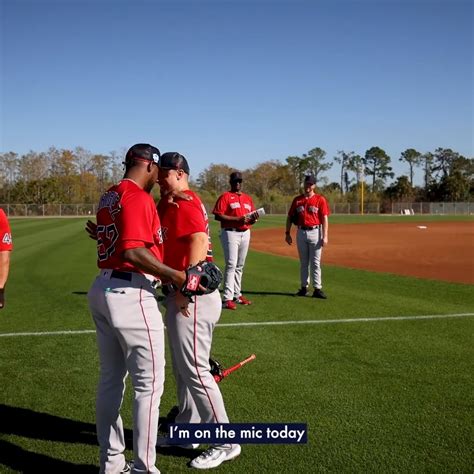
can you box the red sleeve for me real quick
[288,197,298,217]
[117,192,156,247]
[212,193,228,215]
[0,210,12,251]
[174,199,207,239]
[320,196,330,217]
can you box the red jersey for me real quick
[96,179,164,271]
[0,209,12,251]
[212,191,256,231]
[288,193,330,227]
[157,190,213,271]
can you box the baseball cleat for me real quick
[235,295,252,305]
[190,444,241,469]
[312,289,327,299]
[121,461,133,473]
[223,300,237,310]
[295,287,308,296]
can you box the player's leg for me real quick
[296,229,310,292]
[109,282,165,474]
[233,230,250,300]
[88,277,127,474]
[308,227,327,298]
[167,290,230,424]
[165,303,200,424]
[220,230,239,305]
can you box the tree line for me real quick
[0,146,472,206]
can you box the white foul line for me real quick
[0,313,473,338]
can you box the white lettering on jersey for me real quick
[230,202,241,209]
[308,206,319,213]
[2,233,12,245]
[244,203,251,211]
[296,205,304,213]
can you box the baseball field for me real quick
[0,215,473,473]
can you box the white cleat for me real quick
[190,444,241,469]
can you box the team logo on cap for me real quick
[152,153,159,164]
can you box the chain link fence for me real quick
[1,202,472,216]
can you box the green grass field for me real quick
[0,216,473,473]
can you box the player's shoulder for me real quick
[0,208,6,219]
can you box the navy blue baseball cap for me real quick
[304,174,316,185]
[230,171,243,182]
[159,152,190,174]
[125,144,161,165]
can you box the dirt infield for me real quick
[251,222,474,284]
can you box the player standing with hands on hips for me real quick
[285,174,330,299]
[213,171,257,310]
[88,144,188,474]
[156,152,241,470]
[0,208,13,309]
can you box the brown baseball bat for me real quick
[216,354,256,382]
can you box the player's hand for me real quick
[175,291,190,317]
[285,234,292,245]
[322,237,328,247]
[0,288,5,309]
[166,190,193,208]
[86,220,98,240]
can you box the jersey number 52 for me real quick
[97,224,119,261]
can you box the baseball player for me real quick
[0,208,13,309]
[157,152,241,469]
[212,171,256,310]
[285,174,330,299]
[88,144,188,474]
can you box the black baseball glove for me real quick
[180,261,222,298]
[209,357,224,383]
[209,357,224,378]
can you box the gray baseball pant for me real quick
[89,270,165,474]
[164,289,230,426]
[296,227,323,290]
[220,229,251,301]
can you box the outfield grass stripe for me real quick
[1,312,473,337]
[217,312,474,327]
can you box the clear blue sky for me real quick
[1,0,472,185]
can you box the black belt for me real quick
[224,228,247,232]
[299,226,319,231]
[111,270,132,281]
[162,283,178,296]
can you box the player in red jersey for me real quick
[212,171,257,310]
[88,144,186,474]
[156,152,241,470]
[0,209,13,309]
[285,174,330,299]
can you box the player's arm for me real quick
[321,215,329,246]
[186,232,208,265]
[213,213,246,225]
[0,251,11,309]
[122,247,185,288]
[285,216,293,245]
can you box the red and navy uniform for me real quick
[0,210,12,252]
[96,179,164,271]
[288,193,331,226]
[157,190,213,270]
[212,191,255,230]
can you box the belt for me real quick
[103,269,160,289]
[162,283,178,296]
[111,270,132,281]
[299,226,319,231]
[224,228,247,232]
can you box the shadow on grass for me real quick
[0,404,181,471]
[0,404,133,471]
[241,290,296,297]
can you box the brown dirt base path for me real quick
[251,222,474,285]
